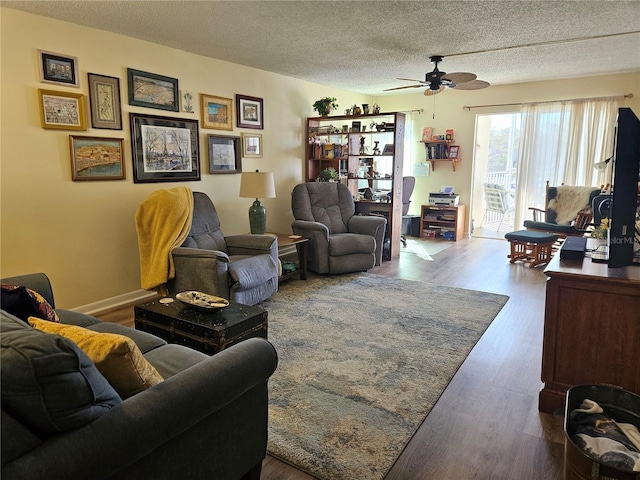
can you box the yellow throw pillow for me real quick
[28,318,163,399]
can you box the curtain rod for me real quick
[463,93,634,111]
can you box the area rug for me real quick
[260,273,508,480]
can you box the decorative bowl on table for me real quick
[176,291,229,312]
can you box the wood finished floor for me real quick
[97,236,565,480]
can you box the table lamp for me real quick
[239,170,276,234]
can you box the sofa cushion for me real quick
[1,312,121,435]
[1,284,59,323]
[29,318,164,399]
[143,343,209,379]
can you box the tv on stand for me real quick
[608,107,640,268]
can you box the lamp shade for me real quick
[239,171,276,199]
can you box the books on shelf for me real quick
[310,143,344,159]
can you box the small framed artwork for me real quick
[448,145,460,158]
[236,94,263,129]
[127,68,179,112]
[69,136,125,181]
[382,144,394,155]
[181,91,195,113]
[88,73,122,130]
[241,133,262,158]
[38,50,79,87]
[208,135,241,174]
[201,94,233,130]
[39,89,87,130]
[351,121,361,132]
[129,113,200,183]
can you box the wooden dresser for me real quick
[539,250,640,414]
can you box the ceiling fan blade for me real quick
[396,77,427,83]
[384,84,425,91]
[424,86,445,96]
[451,79,490,90]
[441,72,477,84]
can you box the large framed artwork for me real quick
[38,89,87,130]
[88,73,122,130]
[201,94,233,130]
[236,94,263,129]
[127,68,179,112]
[208,135,241,174]
[129,113,200,183]
[38,50,79,87]
[69,136,125,181]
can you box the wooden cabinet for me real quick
[306,112,405,258]
[419,204,465,241]
[538,251,640,414]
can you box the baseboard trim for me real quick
[73,289,157,316]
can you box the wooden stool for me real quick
[504,230,559,268]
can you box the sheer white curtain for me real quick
[514,96,623,228]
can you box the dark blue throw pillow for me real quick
[1,312,121,435]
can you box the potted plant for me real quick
[318,167,339,182]
[313,97,338,117]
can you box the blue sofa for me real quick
[1,273,278,480]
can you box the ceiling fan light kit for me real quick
[386,55,490,95]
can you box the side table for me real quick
[134,298,267,355]
[271,233,309,281]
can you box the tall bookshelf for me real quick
[306,111,406,258]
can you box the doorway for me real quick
[471,113,521,238]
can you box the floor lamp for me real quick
[239,170,276,234]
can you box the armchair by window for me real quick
[291,182,387,274]
[523,181,600,237]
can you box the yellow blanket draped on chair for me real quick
[135,187,194,291]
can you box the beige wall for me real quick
[2,7,638,309]
[375,73,640,231]
[0,8,372,307]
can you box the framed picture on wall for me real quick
[38,89,87,130]
[69,136,125,181]
[88,73,122,130]
[129,113,200,183]
[201,94,233,130]
[127,68,179,112]
[208,135,241,174]
[236,94,263,129]
[241,133,262,158]
[38,50,79,87]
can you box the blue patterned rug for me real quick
[260,273,508,480]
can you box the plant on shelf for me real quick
[313,97,338,117]
[318,167,339,182]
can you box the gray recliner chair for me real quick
[168,192,279,306]
[291,182,387,274]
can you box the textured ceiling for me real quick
[3,0,640,95]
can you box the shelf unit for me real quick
[419,204,465,241]
[306,112,405,258]
[421,140,461,171]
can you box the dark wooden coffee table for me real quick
[134,298,267,355]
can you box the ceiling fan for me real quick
[385,55,490,95]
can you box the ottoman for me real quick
[504,230,559,268]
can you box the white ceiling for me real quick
[3,0,640,95]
